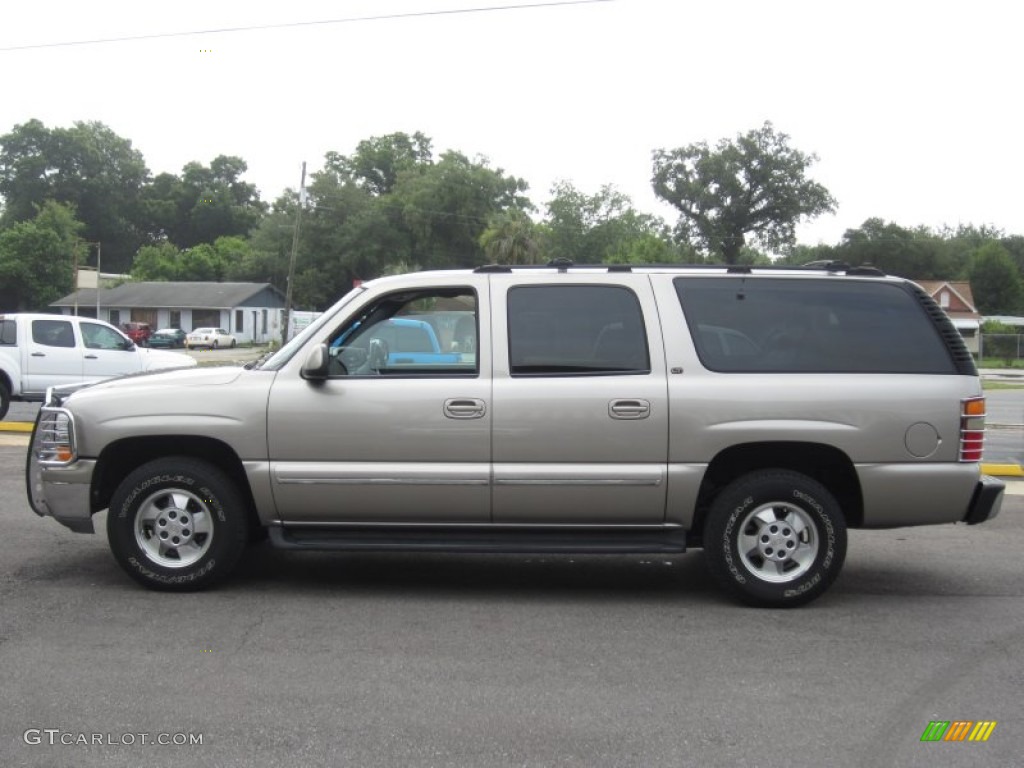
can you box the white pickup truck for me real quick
[0,313,196,419]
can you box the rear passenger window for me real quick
[675,277,957,374]
[32,319,76,349]
[508,285,649,375]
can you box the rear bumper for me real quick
[964,475,1004,525]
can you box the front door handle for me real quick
[609,399,651,420]
[444,398,486,419]
[31,352,45,357]
[85,354,98,359]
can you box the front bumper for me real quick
[25,406,97,534]
[964,475,1004,525]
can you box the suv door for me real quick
[267,280,491,523]
[490,275,669,524]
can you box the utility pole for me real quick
[282,162,306,346]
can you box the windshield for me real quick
[253,287,367,371]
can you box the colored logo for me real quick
[920,721,997,742]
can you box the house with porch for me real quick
[51,282,286,344]
[915,280,981,354]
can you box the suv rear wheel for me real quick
[107,457,248,591]
[703,470,847,607]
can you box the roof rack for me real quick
[472,260,887,277]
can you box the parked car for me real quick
[148,328,188,348]
[120,322,152,346]
[26,264,1003,606]
[0,313,196,419]
[186,327,236,349]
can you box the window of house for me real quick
[675,277,956,374]
[235,310,244,333]
[940,291,950,308]
[507,285,649,376]
[108,309,121,326]
[170,311,181,329]
[327,288,478,377]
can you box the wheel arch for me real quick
[92,436,260,533]
[691,441,863,541]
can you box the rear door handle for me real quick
[609,399,651,420]
[444,398,486,419]
[85,354,98,359]
[31,352,45,357]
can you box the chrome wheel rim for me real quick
[737,502,818,583]
[134,488,214,568]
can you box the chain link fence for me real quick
[980,334,1024,363]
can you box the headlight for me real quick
[34,409,77,465]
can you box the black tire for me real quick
[0,381,9,421]
[212,340,219,349]
[106,457,249,591]
[703,470,847,608]
[230,339,236,348]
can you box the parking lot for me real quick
[1,438,1022,767]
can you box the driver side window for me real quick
[327,288,478,377]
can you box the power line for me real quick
[0,0,614,52]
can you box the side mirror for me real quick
[300,344,329,381]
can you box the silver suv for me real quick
[26,264,1004,606]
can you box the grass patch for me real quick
[978,358,1024,369]
[982,380,1024,390]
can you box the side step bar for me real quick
[268,525,688,555]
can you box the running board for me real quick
[268,525,687,554]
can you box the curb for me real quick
[981,463,1024,477]
[0,422,33,433]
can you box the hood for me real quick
[139,347,198,371]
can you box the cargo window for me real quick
[508,285,649,376]
[327,288,478,377]
[675,277,957,374]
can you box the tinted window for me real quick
[0,319,15,345]
[508,285,649,376]
[675,277,956,374]
[32,319,76,349]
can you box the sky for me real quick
[1,0,1022,249]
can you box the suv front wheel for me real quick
[107,457,249,591]
[703,470,847,608]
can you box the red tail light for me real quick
[960,397,986,462]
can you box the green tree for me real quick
[391,150,531,269]
[0,119,148,273]
[325,131,433,196]
[652,121,836,263]
[970,241,1022,314]
[139,155,267,248]
[132,236,252,282]
[544,182,675,264]
[479,209,541,264]
[837,218,951,278]
[0,201,82,311]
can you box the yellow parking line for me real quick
[0,422,33,433]
[981,463,1024,477]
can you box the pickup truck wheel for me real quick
[703,470,847,608]
[0,382,9,420]
[107,458,249,591]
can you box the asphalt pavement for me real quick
[1,442,1021,768]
